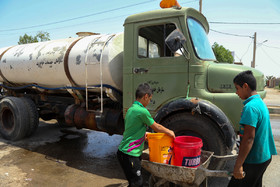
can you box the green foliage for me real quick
[212,42,234,63]
[18,31,50,45]
[36,31,50,42]
[18,34,37,44]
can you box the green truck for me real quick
[0,7,265,169]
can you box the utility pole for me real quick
[251,32,257,68]
[199,0,202,13]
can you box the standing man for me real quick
[228,70,277,187]
[117,83,175,187]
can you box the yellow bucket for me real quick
[147,133,174,164]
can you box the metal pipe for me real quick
[64,104,124,134]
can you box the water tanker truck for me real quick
[0,7,265,169]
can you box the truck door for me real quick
[132,22,189,114]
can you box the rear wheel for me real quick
[22,98,39,137]
[0,97,29,141]
[161,112,227,169]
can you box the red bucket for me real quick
[173,136,203,168]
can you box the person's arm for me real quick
[233,125,255,179]
[150,121,176,139]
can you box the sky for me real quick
[0,0,279,78]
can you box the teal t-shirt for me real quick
[239,94,277,164]
[118,101,155,157]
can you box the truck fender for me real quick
[154,98,236,150]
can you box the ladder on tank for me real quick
[84,34,115,113]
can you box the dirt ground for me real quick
[263,87,280,106]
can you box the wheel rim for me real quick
[1,107,15,132]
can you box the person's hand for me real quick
[145,132,150,141]
[168,130,176,139]
[233,165,245,179]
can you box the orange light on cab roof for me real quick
[160,0,181,8]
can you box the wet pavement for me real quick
[0,120,127,187]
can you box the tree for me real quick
[266,76,274,82]
[18,31,50,45]
[36,31,50,42]
[265,75,274,86]
[212,42,234,63]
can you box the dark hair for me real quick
[135,83,153,99]
[233,70,256,90]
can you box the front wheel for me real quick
[161,112,227,169]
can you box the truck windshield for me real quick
[187,18,216,60]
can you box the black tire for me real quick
[161,112,227,169]
[22,98,39,137]
[0,97,29,141]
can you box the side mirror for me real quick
[165,29,186,53]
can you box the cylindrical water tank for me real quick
[0,33,124,92]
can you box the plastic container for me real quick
[147,133,174,164]
[173,136,203,168]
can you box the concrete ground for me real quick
[0,123,127,187]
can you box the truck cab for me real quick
[123,7,266,169]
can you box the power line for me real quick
[234,53,242,62]
[209,29,252,38]
[262,44,280,50]
[233,39,253,62]
[46,13,130,32]
[209,21,280,25]
[260,47,280,68]
[0,0,156,33]
[240,39,253,61]
[0,12,132,37]
[209,28,254,62]
[2,1,278,34]
[0,0,198,35]
[210,28,280,69]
